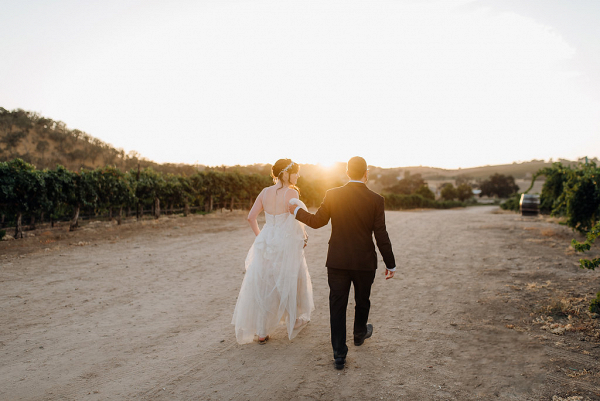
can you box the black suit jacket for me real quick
[295,182,396,271]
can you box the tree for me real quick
[376,171,400,187]
[36,140,49,159]
[479,174,519,198]
[297,176,344,208]
[384,173,427,195]
[455,175,472,187]
[2,131,27,151]
[440,183,458,201]
[456,183,473,202]
[414,184,435,200]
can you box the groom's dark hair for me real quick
[347,156,368,180]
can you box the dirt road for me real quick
[1,206,598,400]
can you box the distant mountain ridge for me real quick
[1,108,593,182]
[369,159,589,180]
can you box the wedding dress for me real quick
[232,186,314,344]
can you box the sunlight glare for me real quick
[317,160,338,170]
[0,0,599,168]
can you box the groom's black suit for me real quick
[295,181,395,359]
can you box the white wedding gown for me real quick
[232,186,314,344]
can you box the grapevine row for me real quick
[526,161,600,268]
[0,158,275,238]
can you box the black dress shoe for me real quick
[334,357,345,370]
[354,323,373,346]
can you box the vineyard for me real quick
[1,158,472,240]
[502,161,600,311]
[0,158,277,238]
[533,162,599,270]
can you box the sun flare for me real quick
[316,160,339,170]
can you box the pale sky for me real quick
[1,0,599,168]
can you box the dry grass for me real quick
[545,298,574,316]
[526,281,552,290]
[541,229,558,237]
[542,295,591,318]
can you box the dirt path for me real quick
[1,206,599,400]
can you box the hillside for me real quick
[368,159,592,181]
[1,107,593,184]
[0,108,201,175]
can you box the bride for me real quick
[232,159,314,344]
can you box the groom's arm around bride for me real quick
[289,157,396,278]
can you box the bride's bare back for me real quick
[248,184,299,235]
[261,185,299,215]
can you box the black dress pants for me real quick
[327,268,376,359]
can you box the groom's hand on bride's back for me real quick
[288,204,297,214]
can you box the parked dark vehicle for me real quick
[520,194,540,216]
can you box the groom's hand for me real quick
[385,269,395,280]
[288,204,297,214]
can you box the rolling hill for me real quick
[1,107,593,189]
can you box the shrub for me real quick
[456,183,474,201]
[590,292,600,314]
[383,173,427,195]
[440,184,458,201]
[528,161,600,312]
[527,161,599,231]
[500,194,520,212]
[383,193,465,210]
[572,220,600,270]
[480,174,519,198]
[414,184,435,200]
[435,200,466,209]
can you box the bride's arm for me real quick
[247,189,265,236]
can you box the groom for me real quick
[289,156,396,370]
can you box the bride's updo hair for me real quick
[271,158,300,193]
